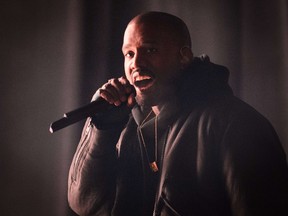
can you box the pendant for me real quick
[150,161,159,172]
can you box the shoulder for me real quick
[182,95,278,142]
[192,95,272,126]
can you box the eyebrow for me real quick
[122,41,158,51]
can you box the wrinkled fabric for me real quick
[68,57,288,216]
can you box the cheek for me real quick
[156,58,180,76]
[157,50,181,69]
[124,63,132,83]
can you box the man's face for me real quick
[122,21,183,107]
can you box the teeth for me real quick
[135,75,151,81]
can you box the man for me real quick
[68,12,288,216]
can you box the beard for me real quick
[135,80,177,107]
[135,91,157,107]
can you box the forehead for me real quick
[122,21,176,49]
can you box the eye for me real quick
[124,51,134,58]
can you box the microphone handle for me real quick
[64,98,110,118]
[49,99,113,133]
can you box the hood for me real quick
[179,55,233,106]
[131,55,233,126]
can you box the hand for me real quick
[94,76,136,108]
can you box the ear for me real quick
[179,46,193,69]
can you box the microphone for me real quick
[49,97,115,133]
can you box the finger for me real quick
[119,76,134,95]
[127,92,136,108]
[99,83,122,106]
[98,88,116,105]
[109,78,128,102]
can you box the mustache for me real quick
[132,67,151,74]
[132,67,152,75]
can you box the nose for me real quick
[130,52,145,70]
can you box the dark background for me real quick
[1,0,287,215]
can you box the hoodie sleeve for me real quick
[67,118,123,216]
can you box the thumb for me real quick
[127,92,136,108]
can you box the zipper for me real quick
[160,195,182,216]
[153,125,171,216]
[136,126,149,215]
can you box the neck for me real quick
[151,88,179,116]
[151,97,179,116]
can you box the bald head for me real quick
[122,12,194,108]
[128,11,192,48]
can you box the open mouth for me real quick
[133,74,155,91]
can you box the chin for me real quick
[135,84,174,107]
[135,93,158,107]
